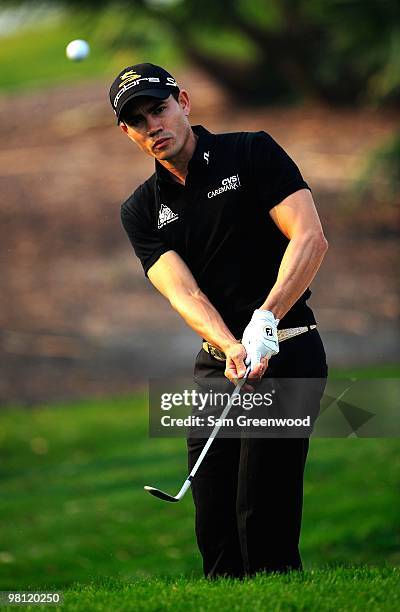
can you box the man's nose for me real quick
[147,115,163,136]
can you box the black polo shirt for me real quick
[121,125,316,337]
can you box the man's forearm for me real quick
[169,288,238,353]
[261,230,328,320]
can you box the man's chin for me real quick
[154,146,177,161]
[154,150,170,160]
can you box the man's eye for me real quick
[129,117,143,127]
[154,106,165,115]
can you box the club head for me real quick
[144,485,180,503]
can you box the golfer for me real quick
[109,63,328,578]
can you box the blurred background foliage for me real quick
[2,0,399,194]
[1,0,399,107]
[356,132,400,203]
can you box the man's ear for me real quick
[178,90,191,116]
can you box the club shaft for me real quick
[145,367,250,502]
[188,366,251,481]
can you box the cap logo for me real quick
[113,77,161,107]
[111,67,179,115]
[166,76,178,87]
[119,71,141,87]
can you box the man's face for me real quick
[119,91,192,161]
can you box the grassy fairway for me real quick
[0,371,399,609]
[0,394,198,588]
[1,568,399,611]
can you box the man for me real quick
[109,63,328,578]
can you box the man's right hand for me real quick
[223,342,247,383]
[224,341,268,390]
[223,342,262,391]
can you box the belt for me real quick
[202,325,317,362]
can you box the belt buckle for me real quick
[210,345,222,360]
[206,343,225,361]
[208,344,217,359]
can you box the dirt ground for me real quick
[0,69,398,405]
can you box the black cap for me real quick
[109,63,180,123]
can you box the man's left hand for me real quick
[242,309,279,376]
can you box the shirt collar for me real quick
[155,124,215,185]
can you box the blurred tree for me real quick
[356,132,400,204]
[4,0,400,106]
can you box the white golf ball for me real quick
[66,39,90,61]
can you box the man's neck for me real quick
[157,129,198,185]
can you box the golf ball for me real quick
[66,39,90,61]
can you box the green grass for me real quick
[0,394,197,588]
[1,568,399,611]
[328,363,400,379]
[0,366,399,610]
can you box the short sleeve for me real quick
[120,192,170,276]
[250,131,310,210]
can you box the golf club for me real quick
[144,365,251,502]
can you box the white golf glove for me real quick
[242,309,279,371]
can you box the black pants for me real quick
[187,329,328,578]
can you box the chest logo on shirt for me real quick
[158,203,179,229]
[207,174,241,199]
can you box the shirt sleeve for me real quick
[250,131,310,210]
[120,190,171,276]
